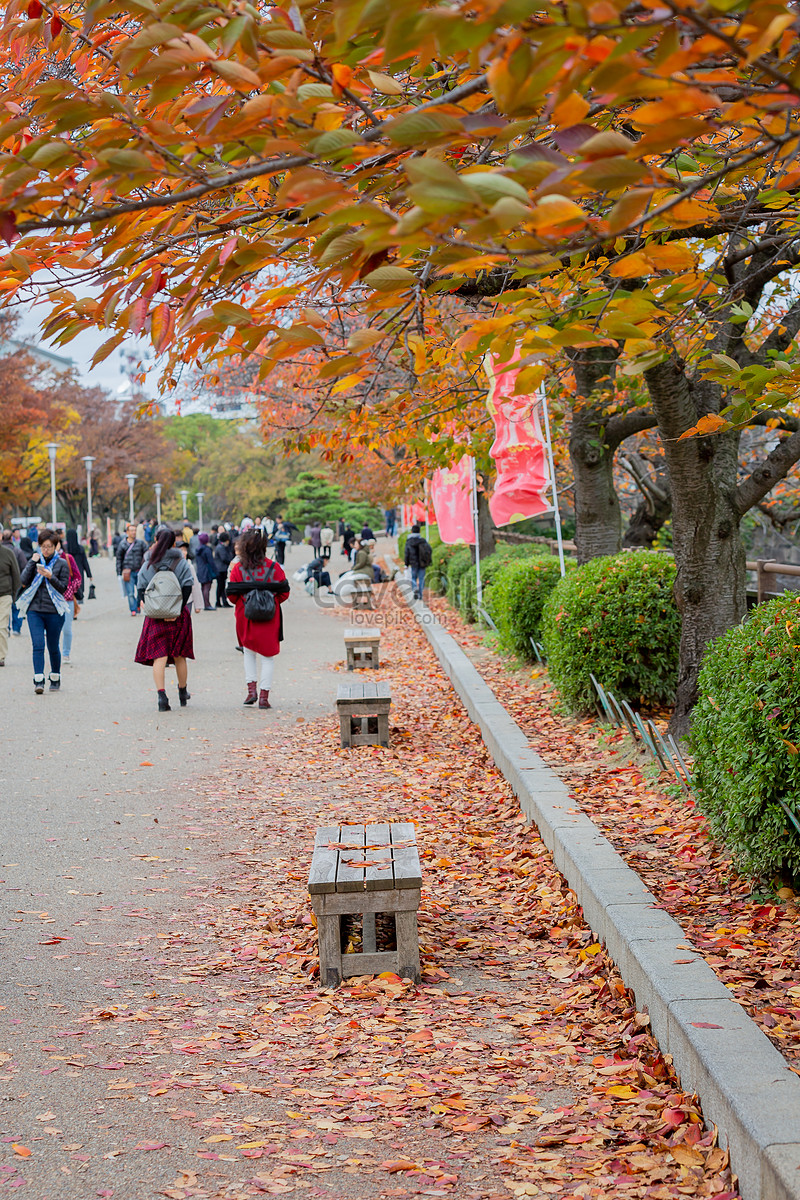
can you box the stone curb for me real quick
[409,597,800,1200]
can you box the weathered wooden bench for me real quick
[308,822,422,986]
[337,681,391,747]
[350,577,374,609]
[344,627,381,671]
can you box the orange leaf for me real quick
[12,1145,31,1158]
[678,413,730,439]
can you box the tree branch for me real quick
[735,427,800,516]
[755,296,800,360]
[606,410,658,449]
[748,409,800,433]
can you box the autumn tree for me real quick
[4,0,800,726]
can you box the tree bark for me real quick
[570,401,623,563]
[471,488,496,564]
[643,359,746,737]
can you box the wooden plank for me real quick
[336,683,354,703]
[376,681,392,699]
[344,628,381,642]
[308,825,340,895]
[317,914,343,987]
[361,681,377,701]
[390,822,422,889]
[341,950,397,978]
[335,824,366,893]
[314,888,420,916]
[365,823,394,892]
[337,697,390,714]
[395,910,421,982]
[362,912,377,954]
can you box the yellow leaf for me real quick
[368,70,403,96]
[606,1085,638,1099]
[529,194,586,231]
[552,91,590,127]
[210,60,261,90]
[608,251,651,277]
[781,739,799,755]
[670,1144,705,1167]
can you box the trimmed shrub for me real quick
[541,551,680,712]
[484,555,569,655]
[460,543,548,624]
[429,542,464,595]
[445,547,475,609]
[692,594,800,880]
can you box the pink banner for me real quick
[402,502,433,528]
[485,351,551,526]
[429,455,475,544]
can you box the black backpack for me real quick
[242,563,276,623]
[418,540,433,568]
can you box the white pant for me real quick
[0,594,11,663]
[243,648,275,690]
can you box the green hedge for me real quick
[692,594,800,880]
[445,548,474,609]
[484,555,569,656]
[429,542,464,595]
[541,551,680,712]
[459,544,548,624]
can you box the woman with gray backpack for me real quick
[134,528,195,712]
[226,527,289,709]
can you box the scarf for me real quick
[16,555,69,618]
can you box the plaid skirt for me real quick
[134,605,194,666]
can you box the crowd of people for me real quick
[0,511,420,712]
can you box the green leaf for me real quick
[363,265,417,291]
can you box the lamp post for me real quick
[179,489,189,520]
[46,442,59,526]
[81,456,95,542]
[196,491,204,532]
[154,483,162,525]
[125,473,137,524]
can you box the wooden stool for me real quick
[308,822,422,986]
[351,579,374,609]
[337,682,391,747]
[344,627,381,670]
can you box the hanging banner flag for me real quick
[485,351,552,527]
[401,501,433,528]
[429,455,475,544]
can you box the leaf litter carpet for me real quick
[2,598,737,1199]
[429,595,800,1080]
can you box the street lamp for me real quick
[154,483,162,525]
[46,442,58,526]
[81,456,95,542]
[179,489,189,520]
[125,473,137,524]
[196,491,204,532]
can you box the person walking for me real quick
[116,522,147,615]
[2,530,26,640]
[341,523,355,561]
[273,520,290,565]
[17,529,69,692]
[404,523,433,600]
[56,531,83,667]
[195,532,217,610]
[213,531,234,607]
[310,522,322,554]
[65,529,92,597]
[134,528,195,712]
[320,523,334,561]
[0,533,21,667]
[226,528,289,709]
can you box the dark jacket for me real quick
[12,544,27,572]
[360,525,375,541]
[116,537,147,576]
[213,540,234,573]
[65,534,92,584]
[0,543,21,599]
[19,552,69,613]
[195,544,216,584]
[404,534,431,569]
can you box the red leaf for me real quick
[27,0,42,15]
[0,212,17,246]
[691,1021,724,1029]
[134,1141,168,1151]
[50,14,63,36]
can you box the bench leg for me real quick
[377,712,390,747]
[346,648,355,671]
[339,712,351,748]
[395,910,420,982]
[317,914,343,988]
[362,912,377,954]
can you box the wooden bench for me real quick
[308,822,422,986]
[344,627,381,671]
[337,681,391,747]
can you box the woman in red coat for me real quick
[226,528,290,709]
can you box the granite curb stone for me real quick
[408,595,800,1200]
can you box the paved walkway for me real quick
[0,552,735,1199]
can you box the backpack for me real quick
[242,563,276,623]
[418,540,433,568]
[143,561,183,621]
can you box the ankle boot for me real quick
[49,674,61,692]
[243,681,258,706]
[34,675,45,694]
[258,689,271,709]
[157,689,171,712]
[178,686,191,707]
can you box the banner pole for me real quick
[541,390,566,578]
[470,456,483,606]
[424,478,430,541]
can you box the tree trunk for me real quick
[644,359,746,737]
[570,403,622,563]
[477,489,496,560]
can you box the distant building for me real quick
[0,335,73,371]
